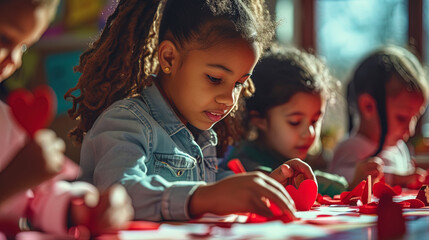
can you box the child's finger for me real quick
[249,196,274,217]
[269,164,294,184]
[108,184,129,207]
[283,158,317,183]
[252,177,296,216]
[258,172,295,203]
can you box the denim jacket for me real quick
[79,83,232,221]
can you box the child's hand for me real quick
[350,157,383,189]
[405,167,427,189]
[69,184,134,235]
[1,129,65,193]
[269,158,316,188]
[188,172,296,219]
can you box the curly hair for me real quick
[65,0,275,150]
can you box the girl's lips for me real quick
[205,111,224,122]
[295,146,310,152]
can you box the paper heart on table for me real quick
[7,85,57,137]
[340,180,366,205]
[285,179,317,211]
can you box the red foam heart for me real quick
[285,179,317,211]
[7,85,56,137]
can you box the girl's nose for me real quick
[407,117,417,138]
[302,125,316,138]
[215,87,236,107]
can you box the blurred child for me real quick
[329,46,428,189]
[66,0,317,221]
[221,46,354,197]
[0,0,133,237]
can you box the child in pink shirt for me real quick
[0,0,133,237]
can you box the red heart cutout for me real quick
[7,85,56,137]
[340,180,366,204]
[285,179,317,211]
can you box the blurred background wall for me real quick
[1,0,428,171]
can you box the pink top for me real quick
[0,100,95,235]
[329,133,414,185]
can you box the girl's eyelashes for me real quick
[207,74,222,84]
[206,74,246,88]
[288,121,300,126]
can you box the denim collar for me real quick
[141,82,217,147]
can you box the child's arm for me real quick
[0,129,65,205]
[386,167,426,188]
[30,182,133,235]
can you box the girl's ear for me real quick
[249,110,268,131]
[358,93,377,118]
[158,40,179,74]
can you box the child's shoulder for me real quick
[89,96,153,133]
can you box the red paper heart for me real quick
[285,179,317,211]
[7,86,56,137]
[340,180,366,204]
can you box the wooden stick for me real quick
[367,175,372,203]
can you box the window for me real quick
[276,0,295,45]
[316,0,408,80]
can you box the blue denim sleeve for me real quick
[80,103,206,221]
[216,168,234,181]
